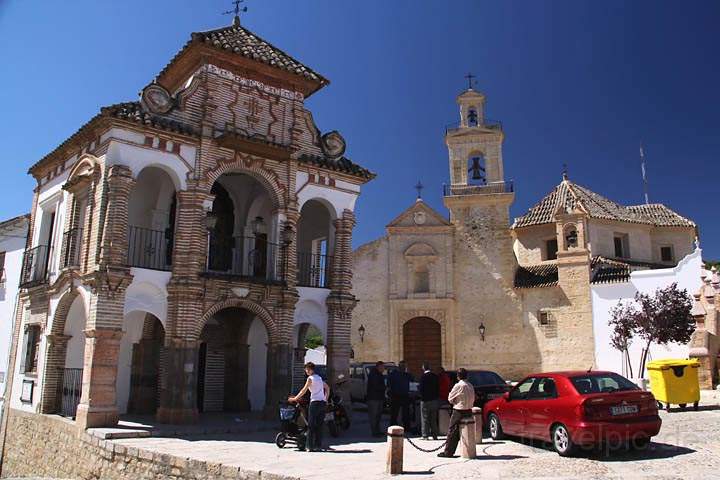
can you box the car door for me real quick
[524,377,559,439]
[501,377,537,435]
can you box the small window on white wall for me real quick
[614,233,630,259]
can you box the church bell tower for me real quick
[443,82,513,217]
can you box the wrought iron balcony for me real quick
[20,245,51,288]
[60,228,83,269]
[443,181,514,197]
[206,235,284,284]
[297,252,332,288]
[444,118,503,135]
[127,226,173,271]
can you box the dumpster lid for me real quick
[646,358,700,370]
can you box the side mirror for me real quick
[503,392,510,401]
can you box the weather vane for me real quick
[223,0,248,25]
[464,72,476,90]
[415,180,424,200]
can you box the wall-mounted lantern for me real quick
[478,322,486,342]
[358,324,366,343]
[252,216,265,235]
[204,212,218,231]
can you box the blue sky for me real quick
[1,1,718,258]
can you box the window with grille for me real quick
[538,311,550,326]
[22,325,42,374]
[660,246,674,263]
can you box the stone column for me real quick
[386,426,404,474]
[75,327,123,430]
[98,165,135,267]
[265,342,292,416]
[156,337,201,424]
[38,334,70,414]
[326,210,357,384]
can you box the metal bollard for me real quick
[459,417,477,459]
[472,407,483,445]
[386,425,404,475]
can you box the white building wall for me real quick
[0,220,29,411]
[591,248,704,377]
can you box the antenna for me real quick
[640,142,649,204]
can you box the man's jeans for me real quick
[307,400,326,450]
[420,399,439,438]
[367,399,384,435]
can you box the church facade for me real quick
[5,15,373,430]
[351,87,698,380]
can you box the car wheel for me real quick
[552,424,577,457]
[275,432,287,448]
[488,414,505,440]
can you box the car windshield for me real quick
[467,371,505,386]
[570,373,639,395]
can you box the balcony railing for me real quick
[60,228,83,269]
[20,245,51,287]
[206,235,283,283]
[445,118,503,135]
[127,226,173,271]
[443,181,514,197]
[297,252,332,288]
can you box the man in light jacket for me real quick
[437,368,476,458]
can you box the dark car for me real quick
[464,370,511,409]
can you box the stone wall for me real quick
[1,409,296,480]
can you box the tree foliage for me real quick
[609,283,695,378]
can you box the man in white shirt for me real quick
[437,368,475,458]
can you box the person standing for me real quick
[419,363,440,440]
[366,361,386,437]
[437,368,476,458]
[289,362,329,452]
[387,361,413,430]
[438,366,451,404]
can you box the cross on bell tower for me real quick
[223,0,248,26]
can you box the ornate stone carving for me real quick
[320,131,346,160]
[141,83,174,114]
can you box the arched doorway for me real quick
[403,317,442,379]
[197,307,269,413]
[57,293,88,418]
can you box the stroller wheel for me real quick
[275,432,287,448]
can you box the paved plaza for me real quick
[109,392,720,480]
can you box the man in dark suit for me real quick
[419,362,440,440]
[366,361,387,437]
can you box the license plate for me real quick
[325,412,334,421]
[610,405,638,416]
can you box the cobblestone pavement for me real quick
[115,395,720,480]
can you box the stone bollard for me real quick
[472,407,483,445]
[459,417,477,459]
[386,426,404,475]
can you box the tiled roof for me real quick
[590,256,668,284]
[515,256,670,288]
[28,102,197,175]
[626,204,695,227]
[514,263,559,288]
[512,179,695,229]
[298,154,376,181]
[157,22,328,89]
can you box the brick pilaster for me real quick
[326,209,357,384]
[99,165,135,267]
[38,334,70,414]
[75,327,123,430]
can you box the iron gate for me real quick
[60,368,82,418]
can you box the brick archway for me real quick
[197,298,278,344]
[402,316,442,379]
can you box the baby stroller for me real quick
[275,401,308,449]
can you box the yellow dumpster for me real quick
[646,359,700,412]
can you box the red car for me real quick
[483,371,661,456]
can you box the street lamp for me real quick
[204,212,218,231]
[358,324,366,343]
[478,322,486,342]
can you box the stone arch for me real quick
[65,154,102,188]
[298,196,338,221]
[136,163,183,193]
[51,287,87,336]
[203,156,286,211]
[562,222,578,250]
[404,242,437,257]
[198,298,278,343]
[124,281,168,330]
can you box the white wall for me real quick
[0,221,28,410]
[591,248,703,378]
[247,317,268,411]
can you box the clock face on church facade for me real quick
[413,211,427,225]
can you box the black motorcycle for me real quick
[325,392,351,437]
